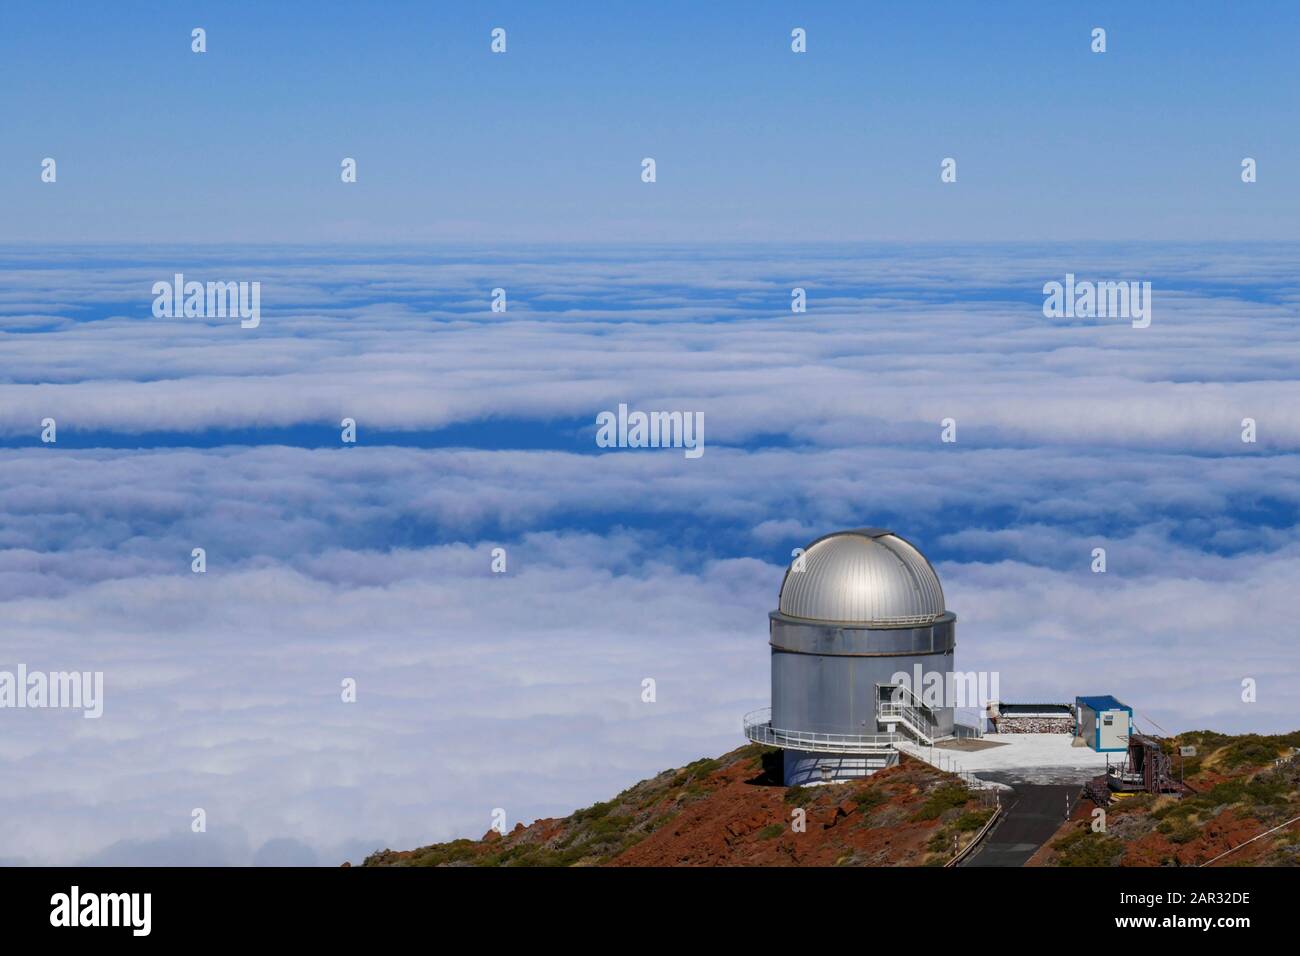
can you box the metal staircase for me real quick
[875,683,940,747]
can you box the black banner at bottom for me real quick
[0,864,1282,941]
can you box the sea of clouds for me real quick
[0,243,1297,865]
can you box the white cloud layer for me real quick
[2,244,1299,450]
[1,245,1296,865]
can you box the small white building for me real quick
[1074,695,1133,753]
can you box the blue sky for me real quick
[1,4,1299,866]
[3,1,1300,240]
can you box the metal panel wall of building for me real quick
[770,611,958,738]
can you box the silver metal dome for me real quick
[778,529,945,626]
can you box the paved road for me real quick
[963,783,1079,867]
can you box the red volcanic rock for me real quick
[362,744,982,867]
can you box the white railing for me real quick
[743,709,900,755]
[876,683,939,746]
[877,701,936,746]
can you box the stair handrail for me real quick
[876,683,938,745]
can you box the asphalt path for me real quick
[963,782,1079,867]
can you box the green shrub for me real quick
[646,811,677,832]
[1155,778,1259,823]
[757,823,785,840]
[926,830,953,853]
[954,809,994,831]
[784,785,812,806]
[738,743,776,767]
[854,788,888,812]
[1157,818,1198,844]
[404,839,480,867]
[912,783,971,821]
[1219,736,1284,769]
[1052,828,1125,867]
[1113,793,1154,815]
[1246,775,1290,806]
[668,757,723,791]
[571,799,615,823]
[583,814,633,838]
[681,757,721,778]
[1179,730,1233,750]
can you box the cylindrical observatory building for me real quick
[743,529,957,786]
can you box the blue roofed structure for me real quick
[1074,695,1133,752]
[1076,695,1127,713]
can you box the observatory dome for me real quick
[778,529,945,626]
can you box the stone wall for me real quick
[992,715,1073,734]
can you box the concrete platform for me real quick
[899,733,1117,786]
